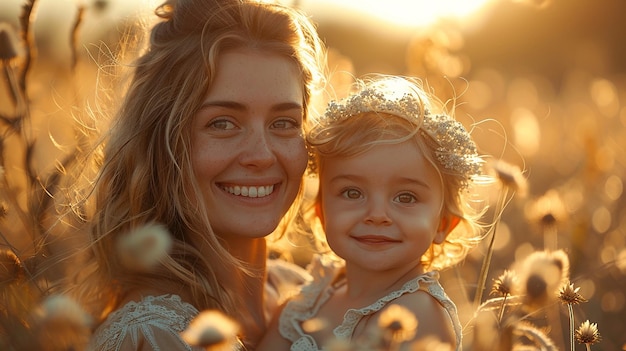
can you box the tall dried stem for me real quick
[474,186,509,307]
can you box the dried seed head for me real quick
[489,159,528,196]
[558,282,586,305]
[409,336,454,351]
[516,250,570,310]
[35,294,92,327]
[377,304,418,343]
[33,295,93,351]
[0,203,7,218]
[324,338,352,351]
[575,320,601,345]
[117,223,173,271]
[525,274,548,307]
[180,310,240,350]
[491,270,518,297]
[93,0,110,13]
[525,189,567,229]
[0,249,24,285]
[0,23,19,62]
[514,321,557,349]
[302,317,328,334]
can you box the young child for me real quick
[258,75,486,351]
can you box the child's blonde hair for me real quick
[305,75,487,270]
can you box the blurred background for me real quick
[1,0,625,349]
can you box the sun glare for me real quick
[316,0,495,27]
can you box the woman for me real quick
[69,0,327,350]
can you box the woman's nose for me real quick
[239,129,277,169]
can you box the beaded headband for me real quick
[318,88,482,186]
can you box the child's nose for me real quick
[364,198,392,225]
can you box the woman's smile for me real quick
[220,184,276,198]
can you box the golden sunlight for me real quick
[316,0,495,27]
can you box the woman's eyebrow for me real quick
[199,100,302,112]
[270,102,303,112]
[199,100,246,111]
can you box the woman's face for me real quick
[191,48,307,240]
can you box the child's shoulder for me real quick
[380,290,457,347]
[393,271,455,316]
[389,286,448,315]
[378,274,461,348]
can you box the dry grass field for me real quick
[1,0,624,350]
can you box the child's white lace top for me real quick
[278,255,463,351]
[87,259,310,351]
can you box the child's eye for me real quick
[209,119,236,130]
[271,118,300,129]
[394,193,417,204]
[341,188,363,200]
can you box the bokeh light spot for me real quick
[511,108,540,156]
[601,290,625,313]
[578,279,596,300]
[604,230,625,250]
[617,249,626,273]
[591,206,611,233]
[600,245,616,266]
[604,175,623,201]
[562,182,584,213]
[493,223,511,250]
[514,243,535,263]
[316,0,494,28]
[590,78,619,117]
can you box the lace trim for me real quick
[279,255,463,351]
[279,255,341,348]
[334,271,440,339]
[88,294,199,351]
[88,260,309,351]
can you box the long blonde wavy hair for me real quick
[68,0,327,323]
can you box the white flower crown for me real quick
[320,88,482,186]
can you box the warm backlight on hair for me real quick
[321,0,494,27]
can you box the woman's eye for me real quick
[395,193,417,204]
[209,119,236,130]
[271,118,299,129]
[341,188,362,200]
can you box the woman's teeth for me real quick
[223,185,274,198]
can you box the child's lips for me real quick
[352,235,400,244]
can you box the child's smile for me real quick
[318,139,446,273]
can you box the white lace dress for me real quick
[278,255,463,351]
[87,259,310,351]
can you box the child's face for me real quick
[318,140,446,273]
